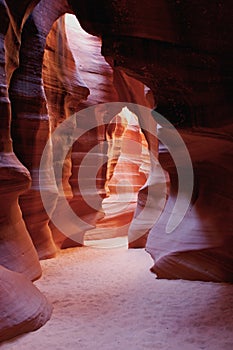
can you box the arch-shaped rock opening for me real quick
[42,14,162,249]
[0,1,233,344]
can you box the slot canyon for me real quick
[0,1,232,348]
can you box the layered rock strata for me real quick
[69,1,233,278]
[9,0,71,259]
[0,0,53,343]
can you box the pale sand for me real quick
[1,245,233,350]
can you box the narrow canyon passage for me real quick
[2,246,233,350]
[0,1,232,346]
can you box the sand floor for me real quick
[1,245,233,350]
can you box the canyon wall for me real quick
[0,0,53,342]
[0,0,232,342]
[69,0,233,281]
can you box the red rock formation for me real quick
[43,16,90,248]
[0,153,42,281]
[108,70,164,248]
[69,1,233,279]
[9,0,72,259]
[0,265,52,343]
[67,17,161,245]
[0,0,52,342]
[0,0,232,343]
[85,108,151,242]
[0,0,41,280]
[147,127,233,282]
[0,9,232,347]
[42,15,158,247]
[71,0,233,127]
[65,16,118,243]
[56,17,148,244]
[43,16,89,130]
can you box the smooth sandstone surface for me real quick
[147,127,233,282]
[0,265,52,343]
[0,0,232,344]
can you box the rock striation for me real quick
[0,0,233,343]
[147,127,233,282]
[69,1,233,279]
[9,0,73,259]
[0,0,53,343]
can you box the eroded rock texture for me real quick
[9,0,71,259]
[66,17,119,244]
[48,16,155,245]
[72,0,232,126]
[69,1,233,280]
[1,1,233,342]
[0,0,52,343]
[0,0,41,281]
[42,15,90,248]
[147,128,233,282]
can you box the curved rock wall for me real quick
[9,0,72,260]
[42,15,90,248]
[0,0,43,281]
[0,265,52,342]
[68,1,233,279]
[0,0,53,342]
[70,0,233,128]
[61,16,155,245]
[146,128,233,282]
[0,0,233,343]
